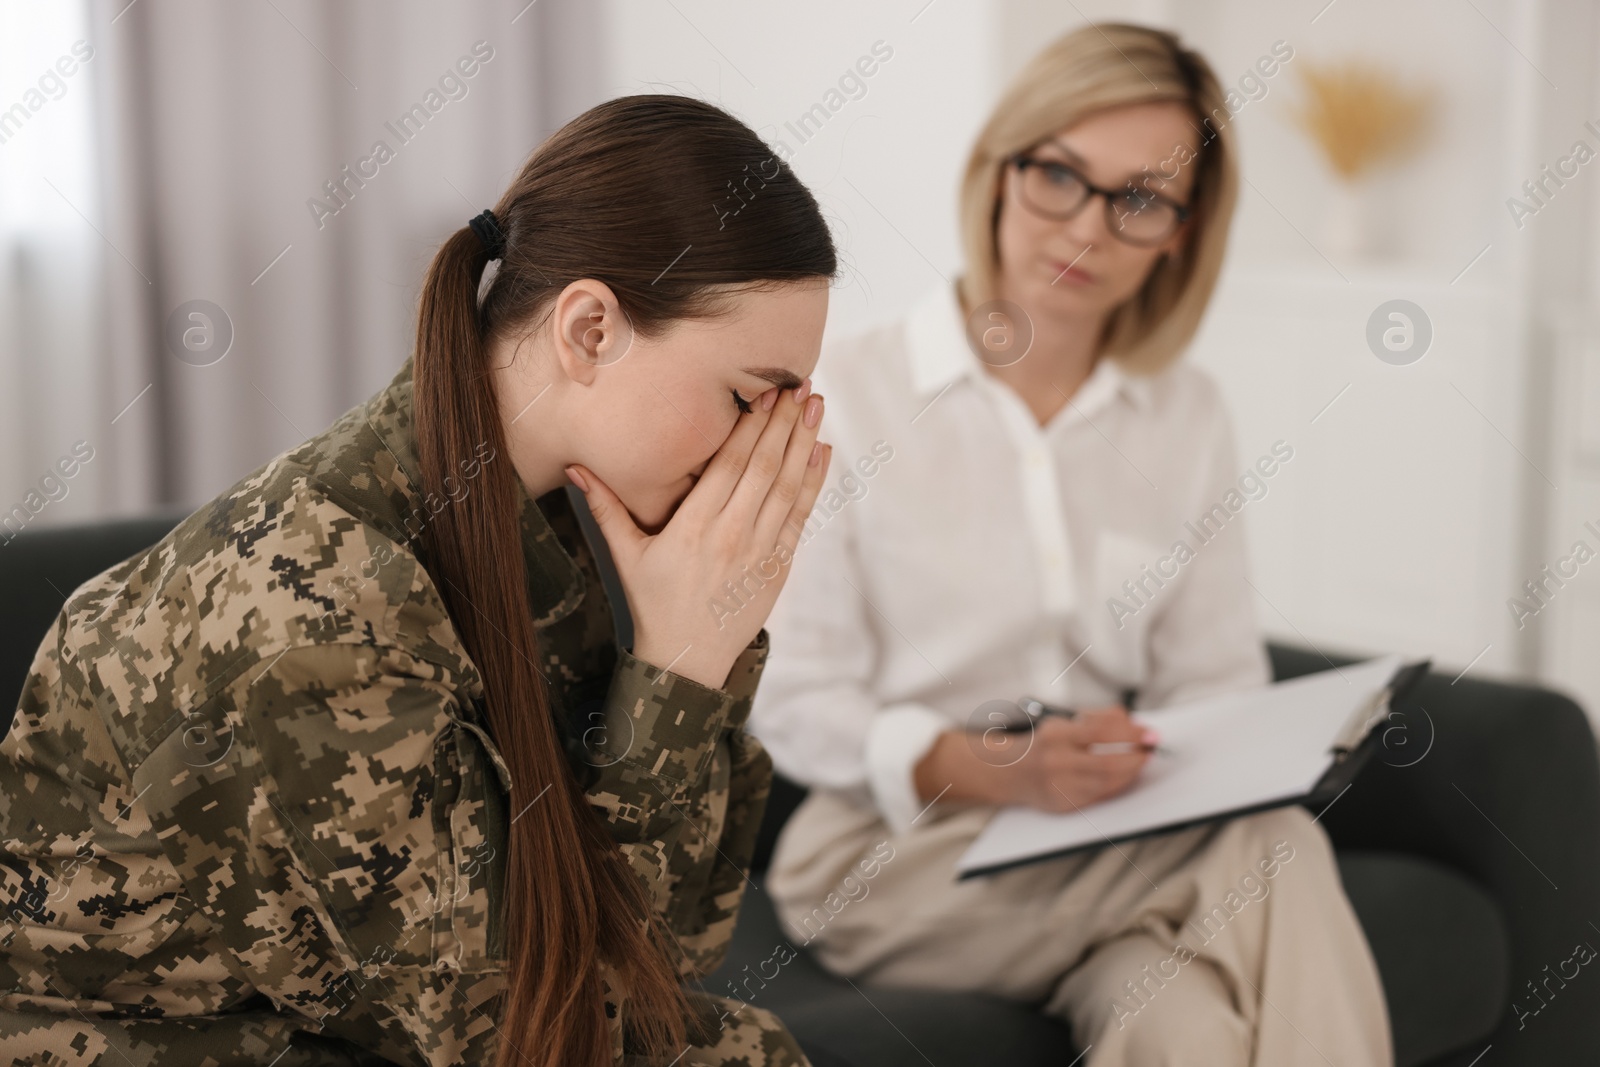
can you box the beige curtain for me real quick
[88,0,600,516]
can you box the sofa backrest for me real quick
[1,512,187,731]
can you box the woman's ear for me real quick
[549,278,633,384]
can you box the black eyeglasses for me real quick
[1006,151,1191,247]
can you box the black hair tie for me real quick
[468,209,506,259]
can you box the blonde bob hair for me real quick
[956,22,1239,375]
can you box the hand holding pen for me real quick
[945,698,1162,813]
[1014,697,1172,756]
[920,698,1165,814]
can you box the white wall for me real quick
[597,0,999,339]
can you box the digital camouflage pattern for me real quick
[0,354,810,1067]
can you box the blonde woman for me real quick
[749,24,1391,1066]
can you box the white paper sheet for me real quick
[955,655,1404,877]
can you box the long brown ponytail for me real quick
[411,96,836,1067]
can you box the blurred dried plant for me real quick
[1290,59,1436,180]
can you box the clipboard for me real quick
[955,656,1432,880]
[1306,656,1431,802]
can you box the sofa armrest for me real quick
[1309,657,1600,1062]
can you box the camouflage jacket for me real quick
[0,354,774,1066]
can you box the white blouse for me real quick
[749,279,1275,836]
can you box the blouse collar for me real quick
[904,278,1152,420]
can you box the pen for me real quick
[1087,740,1168,755]
[1013,696,1173,756]
[992,697,1074,732]
[1018,696,1076,724]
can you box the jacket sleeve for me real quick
[129,637,505,1067]
[582,628,772,979]
[672,631,773,979]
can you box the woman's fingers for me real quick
[1031,720,1146,809]
[1068,706,1143,744]
[753,392,824,547]
[566,463,646,559]
[724,382,809,526]
[784,438,825,547]
[771,440,831,554]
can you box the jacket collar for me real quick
[905,279,1151,420]
[361,354,584,628]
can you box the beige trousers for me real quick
[767,791,1392,1067]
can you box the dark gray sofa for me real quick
[3,514,1597,1066]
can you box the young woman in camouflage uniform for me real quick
[0,96,837,1067]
